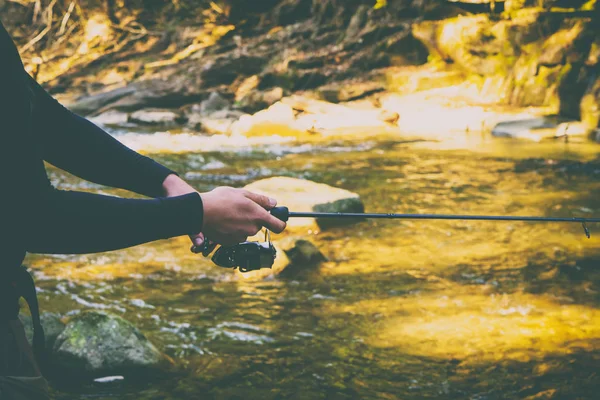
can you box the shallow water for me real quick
[28,130,600,399]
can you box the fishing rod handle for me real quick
[271,206,290,222]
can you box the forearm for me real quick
[25,189,203,254]
[29,74,175,198]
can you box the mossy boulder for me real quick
[52,312,170,379]
[244,177,364,230]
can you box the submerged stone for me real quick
[244,177,364,230]
[52,311,169,379]
[491,117,572,141]
[277,237,327,279]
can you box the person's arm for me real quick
[26,190,204,254]
[27,74,174,198]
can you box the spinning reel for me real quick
[192,230,277,272]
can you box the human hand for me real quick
[162,175,287,247]
[200,186,287,246]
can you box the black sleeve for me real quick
[28,74,175,198]
[26,190,204,254]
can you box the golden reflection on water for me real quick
[326,290,600,361]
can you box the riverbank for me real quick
[4,1,598,145]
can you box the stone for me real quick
[243,177,364,230]
[88,110,129,127]
[101,79,206,112]
[277,237,327,279]
[129,109,186,126]
[68,86,136,115]
[199,117,238,135]
[202,54,267,87]
[491,117,566,141]
[231,102,303,137]
[52,311,168,379]
[200,92,230,115]
[19,312,66,353]
[237,87,284,113]
[317,81,385,103]
[187,109,247,133]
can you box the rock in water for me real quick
[277,237,327,279]
[129,109,186,127]
[52,312,168,379]
[200,92,231,115]
[244,177,364,230]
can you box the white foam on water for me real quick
[112,131,294,154]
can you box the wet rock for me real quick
[52,311,169,379]
[69,86,136,116]
[187,107,246,132]
[244,177,364,230]
[202,54,268,87]
[554,122,591,139]
[317,81,385,103]
[105,79,206,112]
[198,117,238,135]
[491,117,564,141]
[233,94,402,138]
[231,102,302,137]
[200,92,231,115]
[277,237,327,279]
[129,109,186,127]
[19,312,66,352]
[237,87,284,113]
[382,30,429,66]
[88,110,129,127]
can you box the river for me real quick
[27,129,600,399]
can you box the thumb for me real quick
[191,232,205,247]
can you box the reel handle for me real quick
[270,207,290,222]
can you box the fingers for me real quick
[244,190,277,210]
[257,209,287,234]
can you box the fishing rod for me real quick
[196,207,600,273]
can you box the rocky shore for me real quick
[33,1,597,144]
